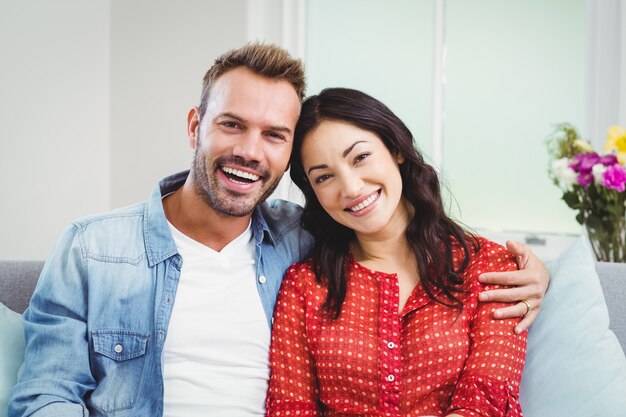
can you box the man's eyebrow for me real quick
[342,140,366,158]
[216,113,292,135]
[216,112,245,122]
[268,125,293,135]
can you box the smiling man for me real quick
[10,43,312,417]
[9,43,548,417]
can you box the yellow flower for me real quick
[605,125,626,164]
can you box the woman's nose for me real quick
[339,172,364,199]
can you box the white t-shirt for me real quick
[162,221,271,417]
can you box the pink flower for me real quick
[569,152,600,173]
[602,164,626,192]
[578,171,594,187]
[600,154,618,166]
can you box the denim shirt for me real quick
[9,171,314,417]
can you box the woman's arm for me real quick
[447,241,527,417]
[266,264,321,417]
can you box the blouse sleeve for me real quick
[266,263,322,417]
[446,241,528,417]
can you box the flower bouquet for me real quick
[547,124,626,262]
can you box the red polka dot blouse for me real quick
[266,238,527,417]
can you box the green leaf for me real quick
[563,193,583,211]
[575,212,585,225]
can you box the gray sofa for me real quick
[0,261,43,315]
[597,261,626,353]
[1,260,624,353]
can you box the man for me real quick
[9,43,547,417]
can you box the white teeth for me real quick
[222,167,260,181]
[350,192,378,212]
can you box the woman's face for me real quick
[300,120,409,239]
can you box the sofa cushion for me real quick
[519,236,626,416]
[0,302,25,417]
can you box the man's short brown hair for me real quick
[198,43,306,121]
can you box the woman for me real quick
[266,88,526,417]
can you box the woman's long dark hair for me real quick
[290,88,479,319]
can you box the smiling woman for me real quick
[300,120,406,236]
[266,88,527,417]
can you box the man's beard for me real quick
[191,148,282,217]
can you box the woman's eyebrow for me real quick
[342,140,366,157]
[307,164,328,175]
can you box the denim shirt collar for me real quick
[143,170,274,266]
[251,205,275,246]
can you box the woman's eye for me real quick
[354,152,370,164]
[315,174,332,184]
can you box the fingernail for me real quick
[494,310,503,318]
[478,293,487,301]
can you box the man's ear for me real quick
[187,107,200,149]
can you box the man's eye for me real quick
[221,121,240,129]
[267,132,286,142]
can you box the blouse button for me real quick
[114,344,123,353]
[387,342,395,349]
[386,374,395,382]
[258,275,267,284]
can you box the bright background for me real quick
[1,0,625,260]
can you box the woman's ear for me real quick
[396,152,405,164]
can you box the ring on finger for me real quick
[521,299,532,316]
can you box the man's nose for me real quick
[232,131,263,162]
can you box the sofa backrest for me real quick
[1,259,625,353]
[0,261,43,314]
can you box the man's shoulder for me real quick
[71,201,146,231]
[258,198,303,223]
[256,199,313,251]
[66,201,152,263]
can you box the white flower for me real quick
[551,157,578,189]
[592,163,607,185]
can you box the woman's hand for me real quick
[478,240,550,334]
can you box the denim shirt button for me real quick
[114,344,123,353]
[258,275,267,284]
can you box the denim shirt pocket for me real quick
[89,330,149,413]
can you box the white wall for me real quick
[0,0,248,259]
[0,0,111,260]
[586,0,625,148]
[2,0,626,260]
[110,0,247,207]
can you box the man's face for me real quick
[189,67,301,217]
